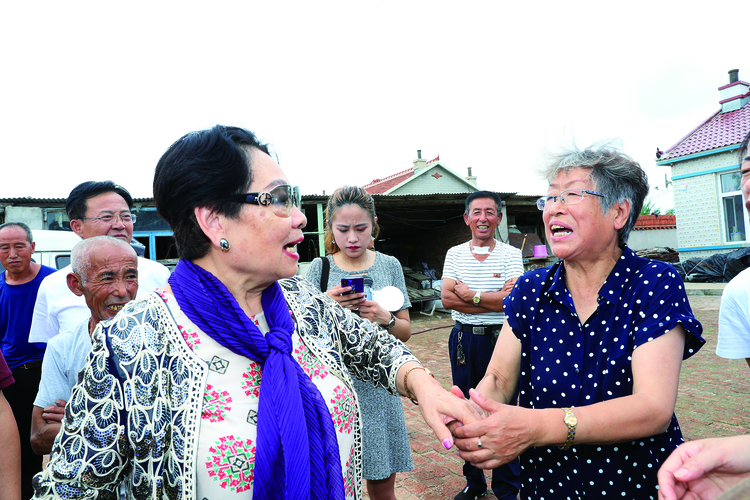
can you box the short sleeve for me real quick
[383,255,411,310]
[717,281,750,359]
[503,269,537,340]
[33,337,69,408]
[442,247,459,281]
[28,277,56,343]
[304,257,324,292]
[505,246,524,281]
[630,264,704,360]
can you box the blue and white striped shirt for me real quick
[442,239,523,325]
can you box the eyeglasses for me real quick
[231,184,301,218]
[536,189,604,211]
[80,213,137,224]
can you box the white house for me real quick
[656,69,750,260]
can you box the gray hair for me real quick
[536,141,650,248]
[71,236,136,283]
[0,222,33,243]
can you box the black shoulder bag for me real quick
[319,256,329,292]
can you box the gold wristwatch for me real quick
[472,291,482,305]
[559,407,577,450]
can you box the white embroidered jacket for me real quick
[33,277,417,500]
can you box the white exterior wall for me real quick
[390,167,474,195]
[4,206,44,229]
[674,169,721,248]
[671,150,748,261]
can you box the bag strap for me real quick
[319,256,329,292]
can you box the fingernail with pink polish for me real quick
[443,438,453,450]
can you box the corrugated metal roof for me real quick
[0,197,155,204]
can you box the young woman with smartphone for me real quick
[305,185,412,500]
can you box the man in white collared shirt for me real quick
[29,181,170,344]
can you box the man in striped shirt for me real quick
[441,190,524,500]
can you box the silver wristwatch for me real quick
[385,312,396,330]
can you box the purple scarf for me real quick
[169,260,345,500]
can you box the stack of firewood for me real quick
[635,247,680,263]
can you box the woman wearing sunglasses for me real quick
[32,125,473,500]
[450,143,705,499]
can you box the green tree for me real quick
[640,200,661,215]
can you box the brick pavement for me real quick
[368,293,750,500]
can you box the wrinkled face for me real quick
[0,226,35,276]
[742,159,750,214]
[331,204,373,260]
[220,149,307,287]
[74,192,134,242]
[542,167,619,261]
[464,197,501,242]
[80,245,138,322]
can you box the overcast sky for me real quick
[1,1,746,212]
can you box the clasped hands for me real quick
[440,386,532,469]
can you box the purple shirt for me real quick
[0,351,13,390]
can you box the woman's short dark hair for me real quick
[536,142,650,248]
[66,181,134,221]
[153,125,270,261]
[324,186,380,255]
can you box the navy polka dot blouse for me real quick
[504,247,705,499]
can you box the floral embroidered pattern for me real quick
[202,384,232,423]
[32,281,417,500]
[295,337,329,380]
[330,385,355,435]
[178,324,201,351]
[205,435,255,493]
[241,362,262,398]
[343,445,356,497]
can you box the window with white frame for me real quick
[720,171,748,242]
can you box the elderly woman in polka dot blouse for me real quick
[451,142,705,500]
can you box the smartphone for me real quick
[341,277,364,295]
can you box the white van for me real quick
[31,230,83,270]
[0,229,82,273]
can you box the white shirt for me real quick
[34,319,91,408]
[716,267,750,359]
[442,239,524,325]
[28,257,171,343]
